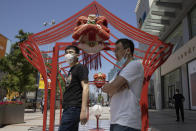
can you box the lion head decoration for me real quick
[72,14,110,54]
[93,72,106,88]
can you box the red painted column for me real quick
[49,44,59,131]
[140,79,150,131]
[57,79,63,124]
[43,77,49,131]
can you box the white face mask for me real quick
[117,49,128,67]
[65,54,75,64]
[117,57,127,67]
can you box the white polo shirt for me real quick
[110,60,144,130]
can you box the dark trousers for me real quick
[110,124,140,131]
[58,107,81,131]
[175,104,184,121]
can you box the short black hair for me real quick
[115,38,134,56]
[65,45,80,54]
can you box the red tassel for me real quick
[82,52,101,70]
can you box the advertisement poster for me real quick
[39,74,51,89]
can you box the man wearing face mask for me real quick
[102,38,144,131]
[173,89,185,122]
[58,45,89,131]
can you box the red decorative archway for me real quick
[19,1,173,131]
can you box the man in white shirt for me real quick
[102,38,144,131]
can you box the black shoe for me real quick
[176,120,179,122]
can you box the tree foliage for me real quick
[0,30,37,96]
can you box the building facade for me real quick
[135,0,196,110]
[0,34,11,58]
[0,34,12,101]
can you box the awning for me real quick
[141,0,183,37]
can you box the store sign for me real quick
[161,37,196,76]
[177,46,195,61]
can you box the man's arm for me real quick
[80,80,89,125]
[102,75,128,96]
[102,61,143,96]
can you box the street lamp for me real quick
[42,19,56,64]
[43,19,56,26]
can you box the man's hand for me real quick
[80,110,87,125]
[102,83,117,97]
[102,83,112,93]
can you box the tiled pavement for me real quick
[0,107,110,131]
[1,107,196,131]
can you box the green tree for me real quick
[56,72,66,96]
[0,30,37,98]
[97,93,104,104]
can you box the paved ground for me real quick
[0,107,196,131]
[0,107,110,131]
[149,109,196,131]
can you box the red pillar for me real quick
[49,44,59,131]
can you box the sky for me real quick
[0,0,138,92]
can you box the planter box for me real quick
[0,105,4,127]
[0,104,24,125]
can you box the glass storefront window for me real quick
[190,7,196,38]
[163,69,181,108]
[148,79,155,109]
[188,59,196,110]
[165,23,183,53]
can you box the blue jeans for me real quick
[58,107,81,131]
[110,124,141,131]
